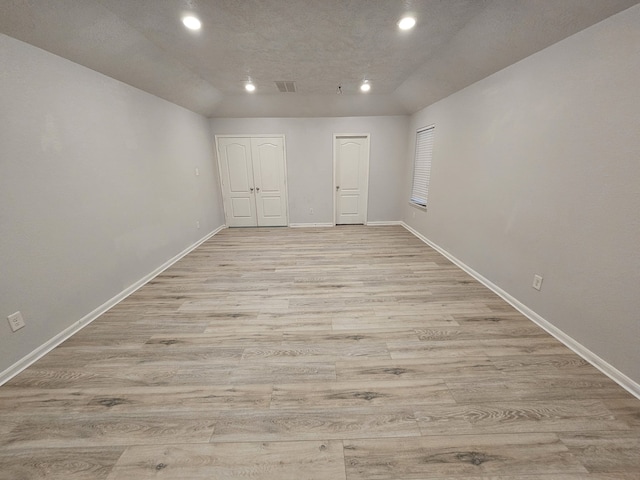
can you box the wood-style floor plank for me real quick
[414,399,630,435]
[229,361,336,385]
[558,431,640,474]
[1,411,216,449]
[106,441,346,480]
[210,406,420,442]
[335,356,499,382]
[446,373,629,403]
[343,433,587,478]
[1,225,638,479]
[0,447,124,480]
[270,379,455,409]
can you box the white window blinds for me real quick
[410,125,434,207]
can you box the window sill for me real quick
[409,201,427,211]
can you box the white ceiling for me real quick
[1,0,638,117]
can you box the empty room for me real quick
[1,1,639,478]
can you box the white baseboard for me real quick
[401,222,640,399]
[289,223,334,228]
[290,222,402,228]
[366,221,402,226]
[0,225,227,386]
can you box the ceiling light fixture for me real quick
[360,81,371,93]
[245,82,256,92]
[398,16,416,31]
[182,15,202,31]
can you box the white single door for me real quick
[217,137,257,227]
[335,135,369,225]
[251,137,288,227]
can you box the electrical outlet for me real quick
[195,167,200,176]
[532,274,543,291]
[309,208,314,215]
[8,311,25,332]
[196,221,200,229]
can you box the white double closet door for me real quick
[217,136,288,227]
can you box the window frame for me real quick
[409,124,435,209]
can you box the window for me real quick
[410,125,434,208]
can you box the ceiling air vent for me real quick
[275,81,297,93]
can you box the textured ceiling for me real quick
[1,0,638,117]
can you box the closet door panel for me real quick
[217,137,257,227]
[251,137,288,227]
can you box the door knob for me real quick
[256,187,260,192]
[250,187,254,192]
[336,185,340,191]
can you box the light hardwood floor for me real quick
[1,225,639,479]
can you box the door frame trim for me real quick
[332,133,371,226]
[214,134,289,227]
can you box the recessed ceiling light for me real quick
[245,82,256,92]
[360,81,371,93]
[182,15,202,31]
[398,16,416,30]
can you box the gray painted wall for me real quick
[0,34,225,373]
[210,116,409,225]
[401,5,640,383]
